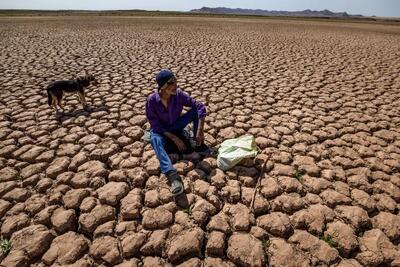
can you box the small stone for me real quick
[42,231,89,265]
[80,197,98,213]
[271,193,305,213]
[167,227,204,263]
[97,182,129,206]
[115,259,140,267]
[33,205,58,226]
[121,232,147,258]
[46,157,71,178]
[142,256,169,267]
[208,169,226,189]
[277,176,304,194]
[350,189,375,213]
[0,181,17,197]
[176,258,202,267]
[356,229,400,266]
[289,230,339,265]
[271,163,294,177]
[93,221,116,238]
[374,193,397,212]
[257,212,293,238]
[320,189,352,208]
[120,189,143,220]
[371,212,400,242]
[0,250,30,267]
[140,229,169,256]
[260,178,282,198]
[51,208,77,233]
[325,221,358,257]
[250,226,269,240]
[207,212,231,234]
[69,151,89,171]
[227,233,265,267]
[0,199,12,218]
[267,238,310,267]
[24,194,47,215]
[223,203,253,232]
[335,205,370,232]
[10,224,54,259]
[79,205,115,234]
[1,213,31,239]
[206,231,225,257]
[2,187,31,202]
[90,236,122,265]
[204,257,235,267]
[142,207,173,230]
[63,188,91,209]
[335,259,363,267]
[144,190,161,208]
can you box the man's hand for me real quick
[196,117,206,146]
[173,136,186,152]
[196,130,204,146]
[165,132,186,152]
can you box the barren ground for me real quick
[0,16,399,267]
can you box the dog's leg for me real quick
[54,96,65,113]
[51,95,59,113]
[77,92,84,105]
[82,94,87,106]
[58,101,65,112]
[78,91,88,110]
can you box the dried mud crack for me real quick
[0,16,399,267]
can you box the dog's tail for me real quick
[47,86,52,106]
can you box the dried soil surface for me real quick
[0,16,400,266]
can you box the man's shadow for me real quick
[56,105,109,122]
[172,147,219,209]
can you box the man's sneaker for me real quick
[166,170,184,196]
[171,180,184,196]
[194,143,209,152]
[194,143,216,157]
[183,151,201,162]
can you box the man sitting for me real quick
[145,69,207,196]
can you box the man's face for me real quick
[163,76,178,95]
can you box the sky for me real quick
[0,0,399,17]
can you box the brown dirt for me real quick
[0,16,399,266]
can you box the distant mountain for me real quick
[190,7,363,17]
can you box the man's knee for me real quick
[188,108,198,119]
[150,132,164,147]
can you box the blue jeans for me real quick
[150,108,199,174]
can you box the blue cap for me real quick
[156,69,174,89]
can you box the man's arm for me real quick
[179,90,207,145]
[145,99,166,134]
[196,116,205,145]
[180,90,207,119]
[146,99,187,152]
[164,131,186,152]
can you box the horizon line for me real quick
[1,8,397,18]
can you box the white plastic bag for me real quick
[217,135,259,171]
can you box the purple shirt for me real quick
[145,88,207,134]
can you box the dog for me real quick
[47,71,98,113]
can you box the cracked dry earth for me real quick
[0,16,400,267]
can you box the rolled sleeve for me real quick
[180,90,207,118]
[145,98,166,134]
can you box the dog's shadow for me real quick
[56,105,109,122]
